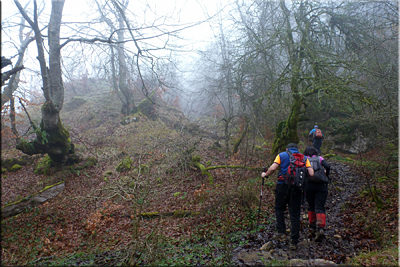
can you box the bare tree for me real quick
[14,0,76,163]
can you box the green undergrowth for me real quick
[347,245,399,266]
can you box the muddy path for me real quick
[231,161,378,266]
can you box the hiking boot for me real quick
[289,242,298,250]
[272,233,286,241]
[309,225,316,238]
[315,228,325,242]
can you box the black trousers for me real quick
[313,138,322,154]
[305,182,328,214]
[274,183,302,244]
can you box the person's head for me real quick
[304,146,318,157]
[314,125,318,129]
[286,143,298,150]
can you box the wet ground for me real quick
[36,161,379,266]
[230,161,373,266]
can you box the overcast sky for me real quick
[1,0,232,80]
[1,0,233,114]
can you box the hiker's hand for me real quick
[261,172,267,178]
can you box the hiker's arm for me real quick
[321,160,330,176]
[306,159,314,176]
[262,162,279,177]
[307,167,314,176]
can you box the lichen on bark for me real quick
[271,99,301,156]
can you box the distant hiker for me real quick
[309,125,324,155]
[303,146,331,242]
[262,143,314,250]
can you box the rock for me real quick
[334,234,342,239]
[260,241,273,251]
[290,258,337,266]
[314,259,337,265]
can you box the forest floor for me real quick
[1,140,398,266]
[1,93,398,266]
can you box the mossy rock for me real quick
[2,168,7,174]
[34,155,53,175]
[21,156,34,166]
[137,90,156,119]
[192,155,201,162]
[116,156,134,172]
[83,157,98,168]
[2,158,19,170]
[9,164,22,172]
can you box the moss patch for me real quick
[116,156,134,172]
[137,90,156,119]
[83,157,98,168]
[9,164,22,172]
[34,155,53,175]
[192,155,201,162]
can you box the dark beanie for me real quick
[286,143,298,149]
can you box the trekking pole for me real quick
[328,175,348,209]
[256,167,267,230]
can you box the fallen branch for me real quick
[1,181,65,219]
[192,161,265,185]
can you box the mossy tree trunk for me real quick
[271,99,301,155]
[222,117,233,155]
[14,0,75,163]
[232,119,249,154]
[271,1,308,155]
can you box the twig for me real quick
[68,127,98,159]
[19,97,37,131]
[32,255,55,263]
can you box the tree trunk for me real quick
[232,120,249,154]
[14,0,75,163]
[271,99,301,155]
[270,1,305,155]
[116,2,136,115]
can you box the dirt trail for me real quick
[231,161,372,266]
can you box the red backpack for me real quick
[285,151,307,188]
[314,129,323,139]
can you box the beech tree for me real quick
[14,0,76,163]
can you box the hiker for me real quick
[303,146,331,242]
[309,125,324,155]
[262,143,314,250]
